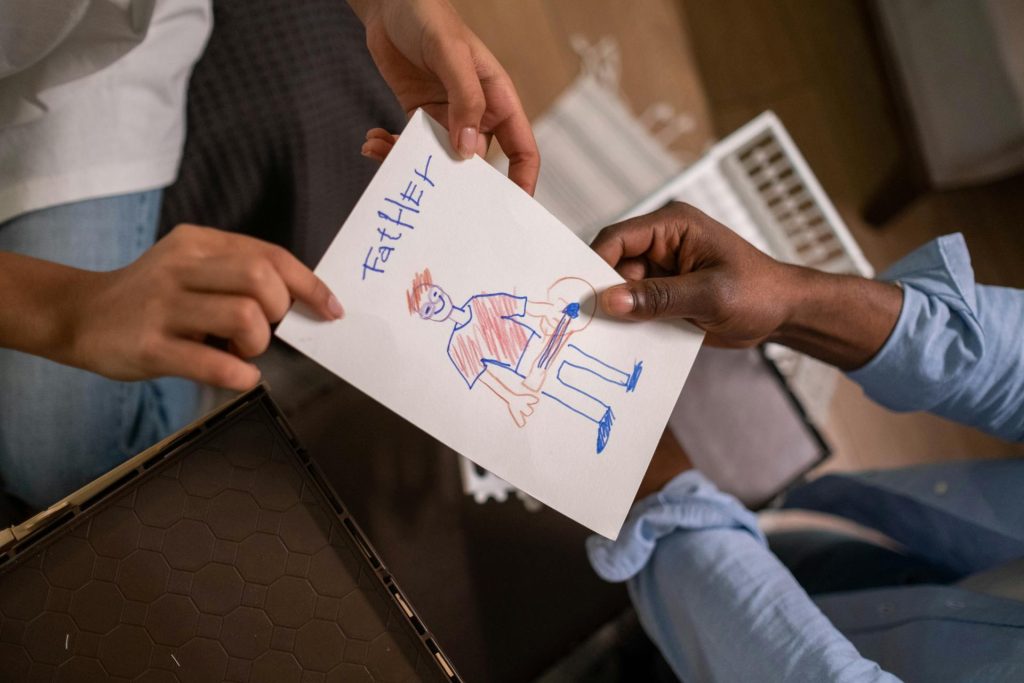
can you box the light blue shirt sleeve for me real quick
[848,233,1024,441]
[587,471,901,682]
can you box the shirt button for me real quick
[933,481,949,495]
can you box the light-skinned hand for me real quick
[63,225,342,391]
[350,0,539,195]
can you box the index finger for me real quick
[261,244,343,321]
[591,203,698,272]
[590,217,658,268]
[224,234,342,321]
[180,227,343,321]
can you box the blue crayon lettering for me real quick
[361,247,385,280]
[415,154,435,187]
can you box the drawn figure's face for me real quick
[417,285,453,322]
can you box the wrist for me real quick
[0,253,95,364]
[49,268,106,368]
[769,264,830,346]
[767,265,902,371]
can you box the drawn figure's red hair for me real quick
[406,268,434,314]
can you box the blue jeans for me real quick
[0,191,200,510]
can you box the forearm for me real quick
[0,252,90,363]
[771,264,903,372]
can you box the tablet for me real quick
[0,386,458,682]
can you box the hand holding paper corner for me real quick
[276,110,704,539]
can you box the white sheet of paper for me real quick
[276,110,704,539]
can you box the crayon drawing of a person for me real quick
[407,269,642,453]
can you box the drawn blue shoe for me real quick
[626,361,643,393]
[596,407,614,454]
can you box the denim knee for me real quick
[0,190,200,509]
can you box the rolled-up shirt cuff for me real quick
[847,233,983,411]
[586,470,764,583]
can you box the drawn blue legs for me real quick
[539,344,642,454]
[561,344,643,393]
[493,333,642,454]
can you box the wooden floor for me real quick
[449,0,1024,471]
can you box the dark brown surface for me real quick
[263,353,630,683]
[0,393,449,683]
[270,347,829,682]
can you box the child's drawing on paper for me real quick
[407,269,643,453]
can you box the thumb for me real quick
[600,273,712,321]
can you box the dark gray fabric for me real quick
[769,530,959,595]
[161,0,405,266]
[669,346,828,508]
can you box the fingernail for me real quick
[457,127,478,159]
[327,294,344,319]
[602,286,635,316]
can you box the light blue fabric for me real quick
[589,471,898,682]
[848,233,1024,441]
[0,191,200,509]
[588,234,1024,682]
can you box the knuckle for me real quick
[170,223,207,244]
[668,201,699,220]
[311,276,327,300]
[169,223,195,239]
[264,243,290,268]
[205,361,236,388]
[166,224,206,258]
[137,334,164,367]
[243,259,274,290]
[705,273,739,318]
[667,201,706,229]
[252,325,271,355]
[421,27,445,54]
[593,224,616,243]
[234,299,265,331]
[463,88,486,115]
[666,203,697,232]
[267,295,291,324]
[266,243,288,260]
[424,29,465,65]
[639,279,675,318]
